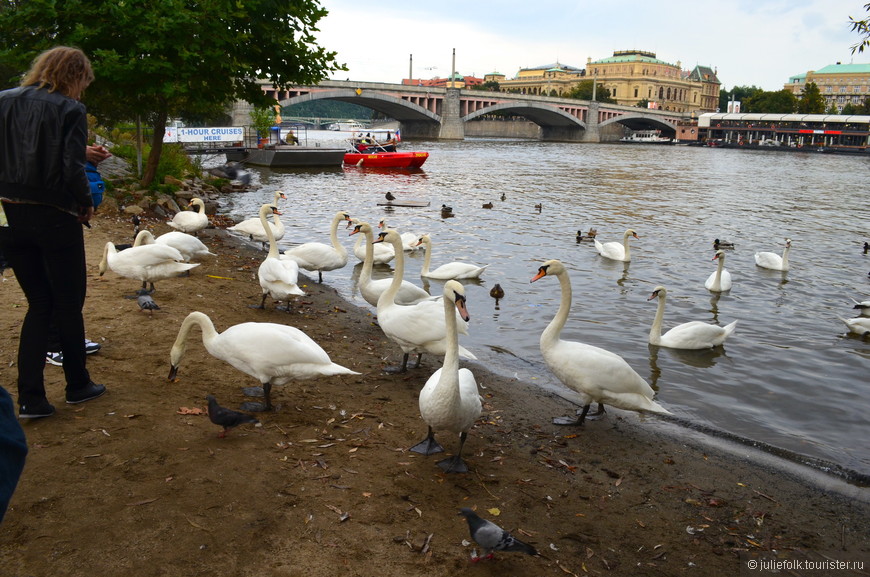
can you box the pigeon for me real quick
[137,294,160,315]
[458,508,538,561]
[385,191,396,202]
[206,395,260,438]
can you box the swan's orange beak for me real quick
[647,290,659,301]
[530,267,548,283]
[168,365,179,382]
[632,232,640,239]
[454,295,470,322]
[373,232,387,244]
[349,225,361,236]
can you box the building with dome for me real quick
[586,50,719,113]
[497,62,585,96]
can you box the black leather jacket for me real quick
[0,85,92,215]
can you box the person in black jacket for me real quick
[0,46,107,418]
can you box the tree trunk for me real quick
[141,109,169,188]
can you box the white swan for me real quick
[348,222,431,307]
[255,204,304,311]
[648,286,738,349]
[280,210,351,283]
[133,230,215,262]
[838,316,870,336]
[374,230,476,372]
[410,280,481,473]
[378,218,419,251]
[168,311,359,411]
[351,221,395,264]
[594,228,639,262]
[228,191,287,247]
[705,249,733,292]
[755,238,792,271]
[167,197,209,235]
[530,259,669,424]
[416,234,489,280]
[99,241,199,294]
[851,298,870,317]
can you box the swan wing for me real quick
[113,244,185,267]
[661,320,737,349]
[543,339,663,412]
[281,243,346,271]
[424,262,488,280]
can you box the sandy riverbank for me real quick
[0,210,868,577]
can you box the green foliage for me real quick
[250,106,277,138]
[0,0,345,185]
[797,82,826,114]
[744,89,797,113]
[719,85,763,112]
[850,3,870,54]
[564,80,617,103]
[472,80,501,92]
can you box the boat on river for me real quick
[225,145,346,168]
[620,129,673,144]
[343,130,429,168]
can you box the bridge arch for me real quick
[464,102,587,130]
[600,113,677,133]
[278,89,440,124]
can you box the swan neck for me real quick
[378,235,404,307]
[329,214,347,257]
[649,294,665,344]
[262,208,279,258]
[442,295,460,375]
[359,229,374,284]
[623,232,632,260]
[420,238,432,274]
[781,245,790,266]
[542,270,572,347]
[170,311,218,365]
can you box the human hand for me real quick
[86,145,111,164]
[78,205,94,226]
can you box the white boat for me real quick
[620,130,673,144]
[327,120,367,131]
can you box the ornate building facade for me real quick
[488,50,720,114]
[784,63,870,111]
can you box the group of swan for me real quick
[99,240,199,294]
[348,222,430,307]
[374,230,476,372]
[133,229,215,262]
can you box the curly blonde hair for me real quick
[20,46,94,99]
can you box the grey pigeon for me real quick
[458,508,538,561]
[206,395,259,438]
[137,294,160,315]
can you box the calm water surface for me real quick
[214,134,870,481]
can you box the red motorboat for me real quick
[344,130,429,168]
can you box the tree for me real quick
[718,85,762,112]
[797,82,826,114]
[0,0,343,186]
[744,89,797,113]
[850,2,870,54]
[564,80,616,103]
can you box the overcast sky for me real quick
[315,0,870,91]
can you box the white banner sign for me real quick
[163,126,244,143]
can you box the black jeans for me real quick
[0,203,90,407]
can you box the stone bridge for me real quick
[231,79,686,142]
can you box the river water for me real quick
[212,132,870,483]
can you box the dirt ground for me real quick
[0,210,868,577]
